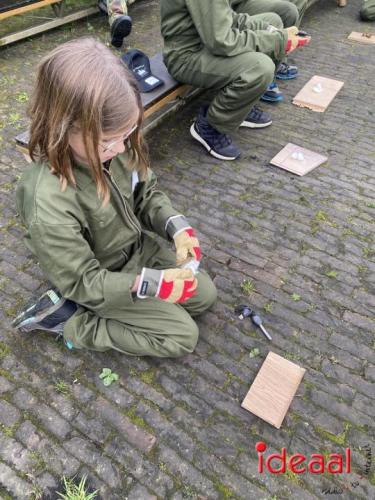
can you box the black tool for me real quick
[234,305,272,341]
[297,31,309,37]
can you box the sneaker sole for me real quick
[260,95,284,103]
[12,296,67,333]
[190,123,239,161]
[240,119,273,129]
[276,75,298,80]
[111,17,132,47]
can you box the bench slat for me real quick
[0,0,61,20]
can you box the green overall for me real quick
[161,0,289,134]
[16,157,217,358]
[360,0,375,20]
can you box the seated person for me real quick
[360,0,375,20]
[161,0,310,160]
[230,1,309,99]
[98,0,136,48]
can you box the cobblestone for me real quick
[0,0,374,498]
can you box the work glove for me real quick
[165,215,202,267]
[285,26,311,54]
[137,268,197,303]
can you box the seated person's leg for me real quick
[231,0,299,27]
[284,0,309,27]
[106,0,132,48]
[13,239,217,358]
[168,48,275,160]
[360,0,375,20]
[64,297,202,358]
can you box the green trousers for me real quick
[360,0,375,20]
[231,0,299,26]
[63,236,217,358]
[167,13,286,134]
[285,0,309,26]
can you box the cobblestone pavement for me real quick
[0,0,374,499]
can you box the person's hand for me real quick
[165,215,201,267]
[173,228,201,267]
[137,268,197,303]
[285,26,311,54]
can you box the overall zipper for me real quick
[103,168,142,243]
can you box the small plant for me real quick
[241,279,256,295]
[291,293,301,301]
[325,270,337,278]
[8,112,21,123]
[54,380,69,394]
[263,302,272,313]
[56,476,98,500]
[249,348,260,358]
[99,368,119,386]
[15,91,29,102]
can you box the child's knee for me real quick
[265,13,284,30]
[284,4,299,27]
[166,318,199,357]
[194,274,217,313]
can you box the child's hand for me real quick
[173,228,201,267]
[285,26,311,54]
[137,268,197,303]
[165,215,201,267]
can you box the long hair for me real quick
[28,37,148,204]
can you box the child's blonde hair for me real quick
[28,37,148,203]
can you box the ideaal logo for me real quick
[255,441,351,474]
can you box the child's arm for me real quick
[185,0,287,58]
[133,168,183,240]
[134,168,201,267]
[28,221,139,316]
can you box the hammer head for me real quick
[234,304,253,319]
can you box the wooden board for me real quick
[270,143,328,176]
[292,76,344,112]
[241,352,306,428]
[348,31,375,45]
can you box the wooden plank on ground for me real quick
[241,352,306,428]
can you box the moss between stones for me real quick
[315,422,351,446]
[212,479,237,499]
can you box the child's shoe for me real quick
[276,62,299,80]
[260,81,284,103]
[110,15,132,48]
[12,289,77,336]
[240,105,272,128]
[190,106,241,160]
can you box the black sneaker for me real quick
[240,106,273,129]
[12,289,77,335]
[111,15,132,48]
[190,107,241,160]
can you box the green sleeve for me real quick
[29,222,137,317]
[134,168,180,239]
[186,0,287,57]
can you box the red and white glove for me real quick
[137,267,197,303]
[285,26,311,54]
[165,215,201,267]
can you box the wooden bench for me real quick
[0,0,99,47]
[15,52,196,159]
